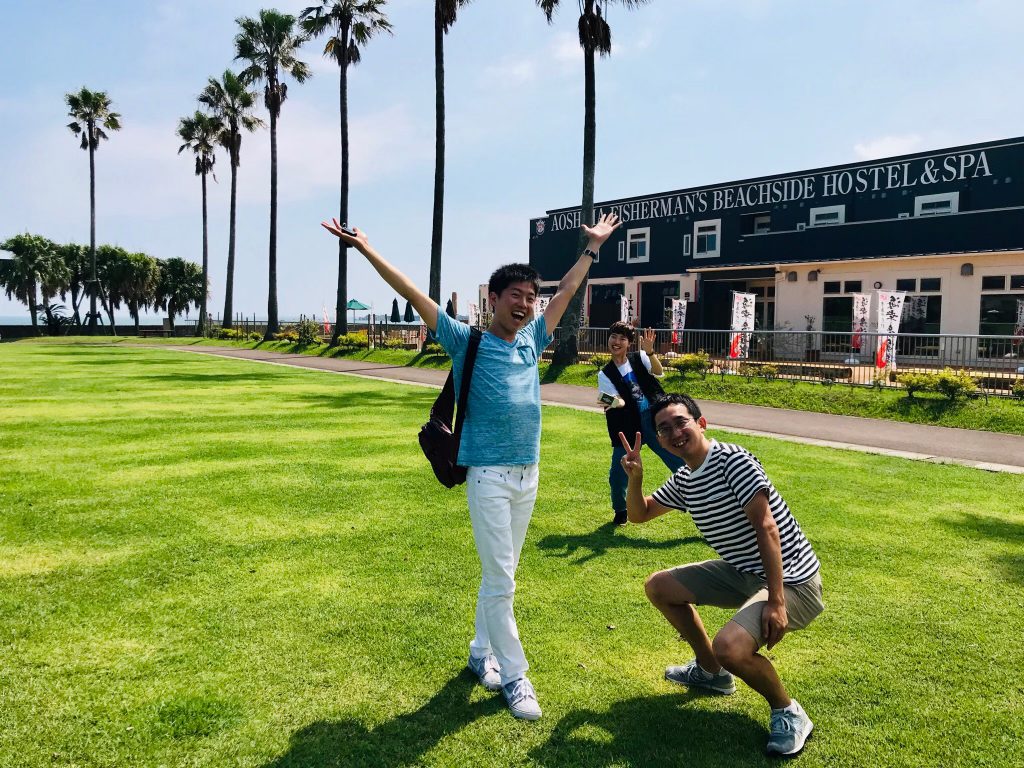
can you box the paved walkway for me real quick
[166,345,1024,474]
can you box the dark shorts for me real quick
[668,559,824,647]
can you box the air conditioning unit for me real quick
[796,223,806,231]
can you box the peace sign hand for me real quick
[618,431,644,479]
[641,328,656,354]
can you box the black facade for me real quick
[529,137,1024,282]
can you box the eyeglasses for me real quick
[655,416,694,438]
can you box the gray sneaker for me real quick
[467,653,502,692]
[502,677,542,721]
[766,700,813,758]
[664,659,736,694]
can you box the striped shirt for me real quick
[652,440,820,584]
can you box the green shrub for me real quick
[333,331,368,351]
[380,336,406,349]
[1013,379,1024,401]
[666,351,712,379]
[216,328,243,340]
[896,371,937,398]
[273,331,298,342]
[760,364,779,382]
[934,368,978,401]
[590,353,611,368]
[423,342,446,356]
[737,362,757,379]
[248,332,262,342]
[296,318,322,346]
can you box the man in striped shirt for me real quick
[620,393,824,758]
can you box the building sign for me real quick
[851,293,871,351]
[875,291,906,369]
[544,149,994,231]
[728,292,756,359]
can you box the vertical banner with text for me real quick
[467,302,480,327]
[1014,299,1024,348]
[851,293,871,352]
[875,290,906,369]
[670,298,687,344]
[728,292,756,359]
[620,293,632,324]
[533,296,549,323]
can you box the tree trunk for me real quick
[265,77,280,341]
[99,284,117,334]
[198,168,209,337]
[132,302,140,335]
[168,300,176,332]
[334,33,351,343]
[88,128,98,335]
[223,133,239,329]
[551,40,597,367]
[429,10,445,305]
[28,281,39,334]
[71,281,82,326]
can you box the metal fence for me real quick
[549,327,1024,395]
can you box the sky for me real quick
[3,0,1024,323]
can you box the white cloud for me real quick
[853,134,925,161]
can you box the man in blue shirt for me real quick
[322,213,620,720]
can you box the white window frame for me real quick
[626,227,651,264]
[809,204,845,227]
[693,219,721,259]
[753,214,771,234]
[914,191,959,217]
[617,241,626,261]
[682,234,692,257]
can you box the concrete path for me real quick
[165,345,1024,474]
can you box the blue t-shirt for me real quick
[434,312,552,466]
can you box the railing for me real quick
[549,327,1024,395]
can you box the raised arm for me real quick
[619,431,673,524]
[321,219,439,332]
[543,212,621,331]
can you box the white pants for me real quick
[466,463,539,686]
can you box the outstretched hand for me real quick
[582,212,621,249]
[618,431,644,479]
[321,218,369,251]
[640,328,656,354]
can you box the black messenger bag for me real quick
[417,328,482,488]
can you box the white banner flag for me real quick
[467,302,480,327]
[851,293,871,351]
[670,299,687,331]
[533,296,550,321]
[1014,298,1024,348]
[728,292,756,359]
[904,295,928,321]
[875,290,906,368]
[620,293,632,323]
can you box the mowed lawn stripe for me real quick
[1,342,1021,768]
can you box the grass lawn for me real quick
[32,335,1024,436]
[1,342,1022,767]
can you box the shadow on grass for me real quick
[540,361,571,385]
[530,691,767,768]
[945,512,1024,586]
[296,390,432,411]
[536,523,700,565]
[260,670,503,768]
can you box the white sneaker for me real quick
[502,677,542,721]
[766,700,814,757]
[467,653,502,692]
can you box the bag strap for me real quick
[429,328,482,430]
[453,328,483,441]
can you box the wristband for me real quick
[583,248,599,259]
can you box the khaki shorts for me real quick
[668,559,824,648]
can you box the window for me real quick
[844,280,862,293]
[626,227,650,264]
[682,234,692,257]
[1011,275,1024,290]
[919,277,941,292]
[809,205,845,227]
[694,219,721,259]
[982,275,1006,290]
[898,296,942,356]
[823,281,841,294]
[754,214,771,234]
[914,191,959,217]
[617,241,625,261]
[896,278,917,292]
[822,296,853,332]
[979,295,1021,336]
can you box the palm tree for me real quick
[537,0,648,365]
[56,242,89,325]
[155,257,205,332]
[300,1,392,343]
[0,234,66,333]
[430,0,471,306]
[234,10,310,341]
[199,70,264,330]
[65,87,122,335]
[107,251,160,334]
[177,110,223,336]
[95,244,129,334]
